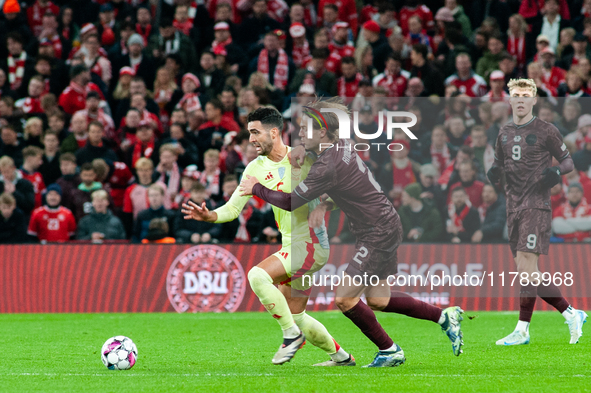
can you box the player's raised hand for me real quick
[239,174,260,196]
[181,201,210,221]
[289,145,306,168]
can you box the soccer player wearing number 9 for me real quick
[244,98,465,367]
[488,78,588,346]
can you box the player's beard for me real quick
[257,138,274,156]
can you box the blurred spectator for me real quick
[159,122,199,169]
[176,183,220,244]
[3,32,34,96]
[446,116,468,148]
[399,183,443,242]
[120,34,156,90]
[0,192,27,243]
[410,43,444,96]
[172,164,199,209]
[475,34,505,83]
[122,157,171,232]
[55,153,79,211]
[155,143,182,199]
[58,65,103,115]
[446,186,481,243]
[447,160,485,208]
[71,163,106,221]
[27,183,76,243]
[381,139,420,209]
[127,120,157,168]
[196,99,239,168]
[0,155,34,215]
[76,189,126,242]
[422,124,457,175]
[444,53,487,98]
[417,163,447,215]
[470,125,494,175]
[199,149,224,201]
[74,91,115,140]
[15,77,44,115]
[573,132,591,172]
[75,121,118,165]
[372,52,409,98]
[141,217,176,244]
[217,174,264,242]
[565,113,591,150]
[39,130,61,186]
[539,47,566,94]
[148,18,197,75]
[0,124,23,167]
[552,183,591,242]
[20,146,46,208]
[483,70,510,102]
[198,51,225,99]
[531,0,570,52]
[238,0,281,50]
[290,48,337,96]
[22,118,43,149]
[473,184,506,243]
[133,183,178,242]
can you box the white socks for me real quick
[516,320,530,333]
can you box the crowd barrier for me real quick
[0,243,589,313]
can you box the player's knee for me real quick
[248,266,272,288]
[335,296,355,312]
[365,297,387,311]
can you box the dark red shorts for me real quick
[345,215,402,280]
[507,208,552,257]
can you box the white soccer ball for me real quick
[101,336,138,370]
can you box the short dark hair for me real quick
[386,52,402,63]
[160,18,173,28]
[311,48,329,60]
[6,32,23,45]
[246,107,284,131]
[412,44,428,60]
[206,98,223,112]
[221,85,237,96]
[224,174,238,184]
[451,186,467,195]
[324,3,338,12]
[341,56,356,65]
[80,163,95,172]
[458,145,474,157]
[70,64,88,79]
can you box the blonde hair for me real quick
[24,117,43,139]
[0,155,15,169]
[159,143,179,156]
[91,189,109,202]
[135,157,154,170]
[204,149,220,159]
[148,183,165,196]
[0,192,16,206]
[22,146,43,159]
[507,78,537,96]
[92,158,110,182]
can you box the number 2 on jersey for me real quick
[512,145,521,160]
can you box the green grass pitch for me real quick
[0,311,588,392]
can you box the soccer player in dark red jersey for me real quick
[239,98,464,367]
[488,78,587,345]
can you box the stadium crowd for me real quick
[1,0,591,244]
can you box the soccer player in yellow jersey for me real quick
[182,107,353,366]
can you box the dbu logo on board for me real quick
[166,245,246,313]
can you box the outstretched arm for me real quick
[250,183,308,212]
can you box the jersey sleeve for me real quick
[494,132,505,168]
[294,155,337,203]
[213,162,254,223]
[27,210,38,236]
[546,125,570,162]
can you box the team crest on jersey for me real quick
[514,136,522,142]
[526,134,537,145]
[278,167,286,179]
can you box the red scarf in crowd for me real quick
[430,143,451,175]
[235,204,254,242]
[291,40,310,68]
[212,37,232,52]
[257,48,289,90]
[450,203,471,231]
[132,139,155,167]
[200,168,221,197]
[177,92,202,112]
[8,52,26,90]
[507,34,525,69]
[136,24,152,46]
